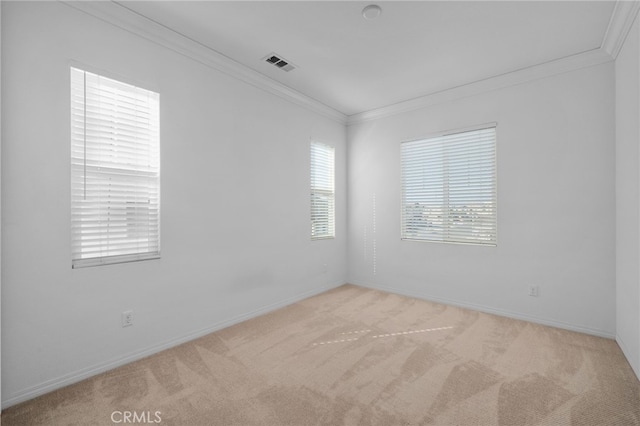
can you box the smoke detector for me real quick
[362,4,382,20]
[263,53,296,72]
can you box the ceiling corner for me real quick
[61,1,348,125]
[602,0,640,59]
[347,48,612,126]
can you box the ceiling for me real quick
[118,1,616,117]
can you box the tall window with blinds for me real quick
[310,141,335,239]
[70,67,160,268]
[401,126,496,246]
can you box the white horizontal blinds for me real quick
[401,126,496,245]
[71,67,160,267]
[310,141,335,239]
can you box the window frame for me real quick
[400,123,497,246]
[70,66,161,268]
[310,140,336,240]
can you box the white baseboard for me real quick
[2,281,345,409]
[352,281,616,340]
[616,334,640,381]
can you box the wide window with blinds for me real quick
[401,125,496,246]
[71,67,160,268]
[310,141,335,239]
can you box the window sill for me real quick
[72,252,161,269]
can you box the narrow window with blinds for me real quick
[401,125,496,246]
[310,141,335,239]
[71,67,160,268]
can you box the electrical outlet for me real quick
[122,310,134,327]
[528,285,539,297]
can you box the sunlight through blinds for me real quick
[71,67,160,268]
[401,126,496,245]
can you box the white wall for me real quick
[348,63,616,338]
[0,0,3,407]
[615,13,640,380]
[1,2,347,406]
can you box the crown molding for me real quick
[347,48,613,125]
[602,0,640,59]
[61,1,623,128]
[61,1,348,125]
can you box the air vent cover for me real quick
[263,53,296,72]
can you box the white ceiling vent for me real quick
[263,53,296,72]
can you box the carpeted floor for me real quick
[2,284,639,425]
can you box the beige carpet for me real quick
[3,284,639,425]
